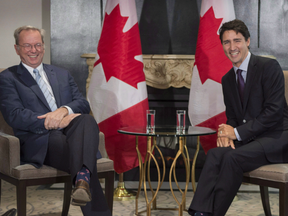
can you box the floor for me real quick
[0,180,280,216]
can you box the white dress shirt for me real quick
[21,62,73,115]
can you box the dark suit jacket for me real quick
[221,54,288,163]
[0,63,91,167]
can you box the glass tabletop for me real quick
[118,126,216,137]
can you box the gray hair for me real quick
[14,25,45,45]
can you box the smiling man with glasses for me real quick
[0,25,111,216]
[14,27,45,69]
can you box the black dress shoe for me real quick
[71,180,91,206]
[1,208,17,216]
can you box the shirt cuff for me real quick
[61,106,74,115]
[234,128,242,141]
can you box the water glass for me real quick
[146,110,155,134]
[176,110,186,134]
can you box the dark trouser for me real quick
[44,114,111,216]
[188,141,270,216]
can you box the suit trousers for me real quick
[44,114,111,216]
[188,141,270,216]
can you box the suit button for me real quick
[243,119,246,123]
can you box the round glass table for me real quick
[118,126,215,216]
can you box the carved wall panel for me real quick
[143,55,194,89]
[81,54,195,92]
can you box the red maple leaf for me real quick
[95,4,145,89]
[196,7,232,84]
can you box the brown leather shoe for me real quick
[71,180,92,206]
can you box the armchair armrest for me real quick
[0,132,20,175]
[99,132,108,158]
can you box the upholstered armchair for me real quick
[0,110,114,215]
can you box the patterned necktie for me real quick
[33,69,57,111]
[237,69,245,104]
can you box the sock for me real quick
[75,165,91,185]
[194,212,209,216]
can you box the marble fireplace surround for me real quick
[81,54,195,92]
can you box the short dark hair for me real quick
[219,19,250,43]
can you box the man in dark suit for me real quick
[188,19,288,216]
[0,26,111,216]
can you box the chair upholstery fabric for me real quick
[243,164,288,183]
[0,132,19,176]
[97,158,114,173]
[97,131,114,173]
[12,164,70,179]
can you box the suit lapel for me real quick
[242,54,257,112]
[43,64,61,107]
[17,64,51,110]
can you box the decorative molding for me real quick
[80,53,96,93]
[143,54,194,89]
[81,53,195,91]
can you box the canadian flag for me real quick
[188,0,235,153]
[87,0,149,174]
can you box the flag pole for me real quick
[113,172,136,201]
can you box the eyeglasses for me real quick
[17,43,44,52]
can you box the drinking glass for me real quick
[176,110,186,134]
[146,110,155,134]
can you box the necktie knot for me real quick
[33,69,41,82]
[237,69,242,75]
[33,69,40,75]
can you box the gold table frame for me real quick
[118,126,215,216]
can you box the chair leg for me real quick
[260,186,272,216]
[279,184,288,216]
[62,181,72,216]
[105,171,114,214]
[0,179,2,204]
[16,181,27,216]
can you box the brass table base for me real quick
[135,136,191,216]
[113,181,136,201]
[117,126,216,215]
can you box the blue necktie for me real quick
[237,69,245,104]
[33,69,57,111]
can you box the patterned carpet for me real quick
[0,180,280,216]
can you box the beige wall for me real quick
[0,0,50,69]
